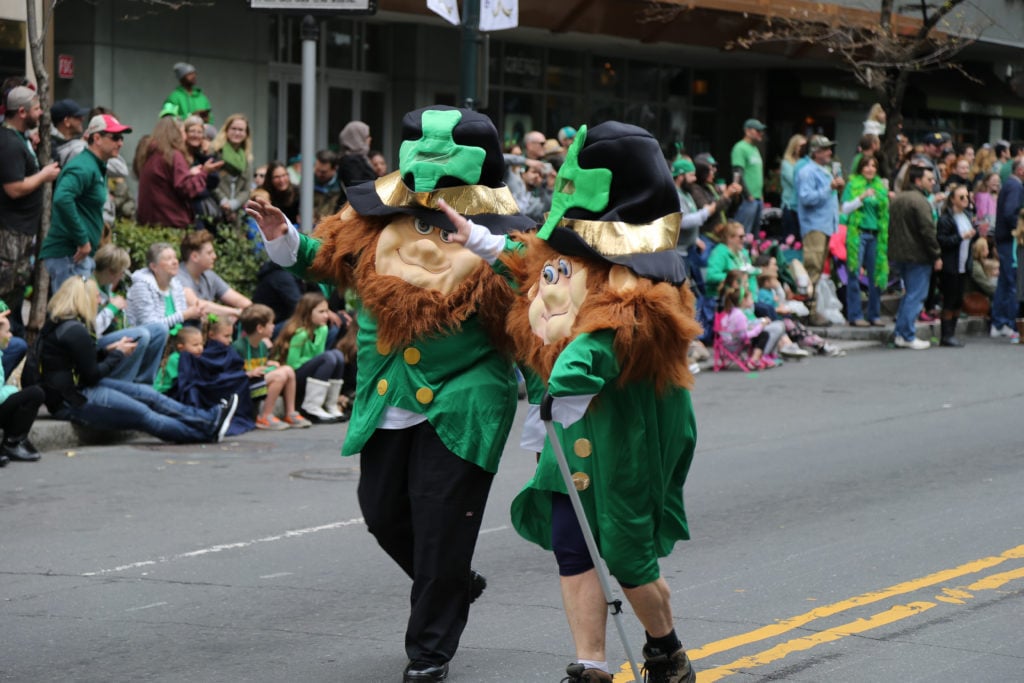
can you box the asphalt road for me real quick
[3,337,1023,682]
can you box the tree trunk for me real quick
[25,0,52,344]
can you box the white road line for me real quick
[480,525,509,534]
[82,517,366,577]
[125,602,168,612]
[259,572,294,579]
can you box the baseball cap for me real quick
[672,156,696,176]
[51,99,88,121]
[923,131,951,145]
[85,114,132,136]
[557,126,577,145]
[809,134,836,151]
[695,152,717,166]
[743,118,767,131]
[5,86,37,112]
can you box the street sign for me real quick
[58,54,74,79]
[248,0,377,13]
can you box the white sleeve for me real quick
[463,219,506,265]
[841,197,863,214]
[520,403,546,452]
[550,394,597,428]
[259,218,300,267]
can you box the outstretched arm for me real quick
[437,198,506,264]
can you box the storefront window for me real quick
[325,18,355,70]
[503,43,543,90]
[692,70,716,108]
[627,60,660,101]
[591,56,623,98]
[547,49,583,93]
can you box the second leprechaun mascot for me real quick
[247,106,534,682]
[442,121,701,682]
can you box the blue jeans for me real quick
[992,240,1017,329]
[54,377,219,443]
[97,322,168,384]
[2,335,28,379]
[734,198,763,235]
[44,255,95,294]
[846,231,881,323]
[894,262,932,341]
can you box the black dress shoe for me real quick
[403,660,448,682]
[469,569,487,603]
[1,436,41,462]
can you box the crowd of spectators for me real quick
[3,67,1024,461]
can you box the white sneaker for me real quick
[894,336,930,350]
[991,325,1014,337]
[779,343,810,358]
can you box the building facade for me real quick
[1,0,1022,200]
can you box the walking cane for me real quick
[541,394,643,682]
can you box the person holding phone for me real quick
[731,118,767,234]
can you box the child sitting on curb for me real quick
[155,326,202,394]
[273,292,346,423]
[233,304,311,430]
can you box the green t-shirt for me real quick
[731,139,764,199]
[232,337,270,373]
[154,351,180,394]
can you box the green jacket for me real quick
[289,233,517,473]
[39,149,107,260]
[510,330,696,586]
[164,85,213,123]
[285,325,327,369]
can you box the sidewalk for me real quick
[21,315,995,455]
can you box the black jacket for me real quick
[39,317,123,413]
[936,208,975,275]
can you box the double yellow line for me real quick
[613,544,1024,682]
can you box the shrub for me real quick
[109,220,266,297]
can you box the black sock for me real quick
[645,629,681,656]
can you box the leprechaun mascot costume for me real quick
[246,106,534,682]
[442,121,701,682]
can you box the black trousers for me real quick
[0,385,44,438]
[358,421,494,665]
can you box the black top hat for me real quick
[347,106,534,234]
[537,121,687,285]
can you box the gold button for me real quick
[376,340,391,356]
[377,379,388,395]
[573,438,592,458]
[403,347,421,365]
[416,387,434,404]
[571,472,591,491]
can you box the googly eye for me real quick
[557,258,572,278]
[542,264,558,284]
[439,230,453,243]
[414,219,432,235]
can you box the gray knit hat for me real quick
[173,62,196,81]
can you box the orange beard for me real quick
[310,208,514,352]
[502,233,701,394]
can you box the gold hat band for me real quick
[555,212,682,257]
[373,171,521,216]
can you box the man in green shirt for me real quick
[39,113,132,293]
[731,117,766,234]
[163,62,212,123]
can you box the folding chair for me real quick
[712,311,754,372]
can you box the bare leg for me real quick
[561,569,608,661]
[280,366,297,414]
[622,578,673,637]
[262,372,286,420]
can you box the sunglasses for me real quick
[101,133,124,142]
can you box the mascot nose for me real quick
[540,280,568,307]
[406,238,447,267]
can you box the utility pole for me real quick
[460,0,480,109]
[300,14,317,232]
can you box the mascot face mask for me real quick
[528,255,588,344]
[375,215,482,294]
